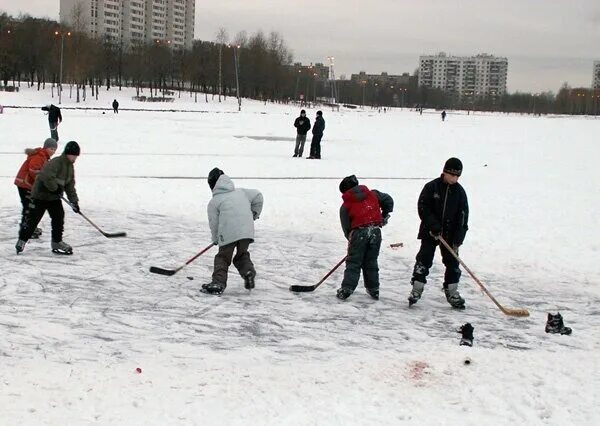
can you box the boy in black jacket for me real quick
[408,158,469,309]
[41,104,62,141]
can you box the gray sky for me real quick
[1,0,598,92]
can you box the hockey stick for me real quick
[150,243,215,276]
[438,236,529,317]
[390,242,404,248]
[61,196,127,238]
[289,256,347,292]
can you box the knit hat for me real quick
[339,174,359,193]
[43,138,58,149]
[316,111,323,116]
[443,157,463,176]
[63,141,80,156]
[208,167,224,190]
[300,109,306,114]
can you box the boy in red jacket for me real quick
[337,175,394,300]
[14,138,57,237]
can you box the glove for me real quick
[452,243,461,254]
[71,202,80,214]
[213,241,218,246]
[383,214,390,226]
[429,229,441,239]
[253,211,259,220]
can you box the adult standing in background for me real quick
[308,111,325,159]
[41,104,62,141]
[112,99,119,113]
[293,109,311,158]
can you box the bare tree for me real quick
[215,27,228,102]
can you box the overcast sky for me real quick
[1,0,598,92]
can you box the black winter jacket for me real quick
[294,116,311,135]
[312,116,325,135]
[42,105,62,124]
[417,176,469,245]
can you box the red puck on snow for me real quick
[136,367,142,373]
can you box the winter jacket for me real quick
[112,100,119,109]
[294,116,311,135]
[207,175,264,247]
[31,154,78,203]
[312,116,325,136]
[340,185,394,239]
[417,175,469,245]
[14,148,51,190]
[41,105,62,124]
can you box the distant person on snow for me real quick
[441,110,447,121]
[14,138,58,238]
[202,168,264,295]
[308,110,325,159]
[293,109,311,158]
[41,104,62,141]
[112,99,119,114]
[408,157,469,309]
[16,141,81,256]
[336,175,394,301]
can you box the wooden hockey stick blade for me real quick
[149,266,178,276]
[289,284,317,292]
[501,307,530,317]
[389,242,404,248]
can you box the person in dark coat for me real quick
[293,109,311,157]
[308,111,325,159]
[41,104,62,141]
[16,141,81,255]
[336,175,394,301]
[408,157,469,309]
[441,110,447,121]
[112,99,119,113]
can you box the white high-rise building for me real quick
[59,0,195,49]
[418,53,508,98]
[593,61,600,90]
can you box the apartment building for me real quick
[418,52,508,97]
[59,0,195,49]
[593,61,600,90]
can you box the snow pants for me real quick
[49,121,59,141]
[412,238,461,286]
[340,226,382,292]
[17,187,32,229]
[19,198,64,243]
[212,239,255,286]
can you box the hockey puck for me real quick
[135,367,142,373]
[187,276,194,280]
[463,358,471,365]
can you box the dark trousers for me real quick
[17,187,32,229]
[341,226,382,292]
[19,199,64,243]
[412,238,461,286]
[49,121,59,141]
[310,134,322,158]
[113,108,118,114]
[294,134,307,156]
[212,239,255,286]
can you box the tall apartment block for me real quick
[418,53,508,98]
[59,0,195,50]
[593,61,600,90]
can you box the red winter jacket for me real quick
[340,185,385,238]
[14,148,51,190]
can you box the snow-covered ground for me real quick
[0,86,599,425]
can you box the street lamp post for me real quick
[233,44,241,111]
[55,30,71,105]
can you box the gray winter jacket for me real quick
[207,175,264,246]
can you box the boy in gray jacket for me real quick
[202,168,264,295]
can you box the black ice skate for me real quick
[201,282,225,295]
[244,271,255,290]
[336,287,352,300]
[408,280,425,306]
[15,239,26,254]
[51,241,73,255]
[458,323,474,347]
[365,288,379,300]
[545,313,572,335]
[444,283,465,310]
